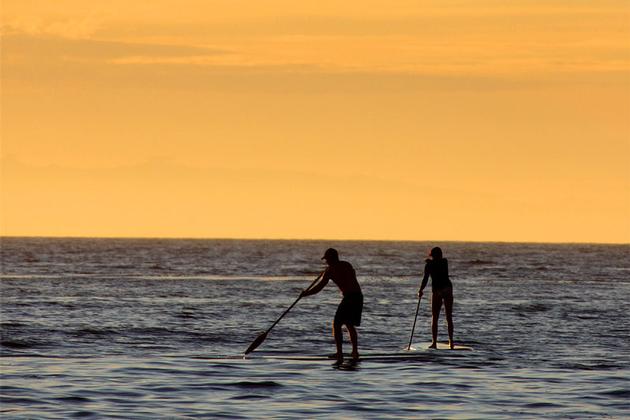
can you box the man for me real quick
[300,248,363,364]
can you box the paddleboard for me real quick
[192,345,473,362]
[246,349,471,362]
[333,358,360,370]
[407,342,473,351]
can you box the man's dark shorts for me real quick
[334,292,363,327]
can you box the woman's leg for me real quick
[444,288,454,348]
[430,292,443,348]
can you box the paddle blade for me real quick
[244,331,268,354]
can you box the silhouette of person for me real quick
[418,247,454,349]
[301,248,363,364]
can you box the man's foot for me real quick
[331,352,344,365]
[428,342,437,349]
[351,351,360,361]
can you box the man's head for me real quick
[321,248,339,265]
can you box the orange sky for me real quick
[1,1,629,243]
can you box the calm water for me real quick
[1,238,629,419]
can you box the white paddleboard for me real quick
[407,342,473,351]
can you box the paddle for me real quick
[244,271,325,355]
[406,294,422,351]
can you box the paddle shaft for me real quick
[407,295,422,350]
[262,271,324,336]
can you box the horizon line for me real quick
[1,234,627,246]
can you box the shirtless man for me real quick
[300,248,363,364]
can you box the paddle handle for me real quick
[407,295,422,350]
[264,271,324,334]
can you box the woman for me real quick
[418,247,454,349]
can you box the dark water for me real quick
[1,238,629,419]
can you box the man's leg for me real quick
[333,321,343,363]
[430,293,443,348]
[346,324,359,360]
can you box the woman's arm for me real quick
[418,262,430,297]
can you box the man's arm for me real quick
[301,271,330,297]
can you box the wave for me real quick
[73,328,121,337]
[0,339,38,350]
[53,396,92,403]
[230,394,270,400]
[466,259,496,265]
[229,381,283,389]
[524,402,564,408]
[598,389,630,398]
[175,312,204,319]
[0,322,27,328]
[513,303,550,313]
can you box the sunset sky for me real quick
[1,1,629,243]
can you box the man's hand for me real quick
[418,289,424,298]
[300,289,309,298]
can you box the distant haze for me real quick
[1,1,629,243]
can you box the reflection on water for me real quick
[1,238,629,418]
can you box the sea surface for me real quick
[1,238,629,419]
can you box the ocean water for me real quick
[1,237,629,419]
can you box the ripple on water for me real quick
[228,380,284,389]
[230,394,271,400]
[70,410,98,418]
[598,388,630,399]
[54,395,91,403]
[0,339,41,350]
[149,386,180,393]
[523,402,565,408]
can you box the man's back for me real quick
[326,261,362,295]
